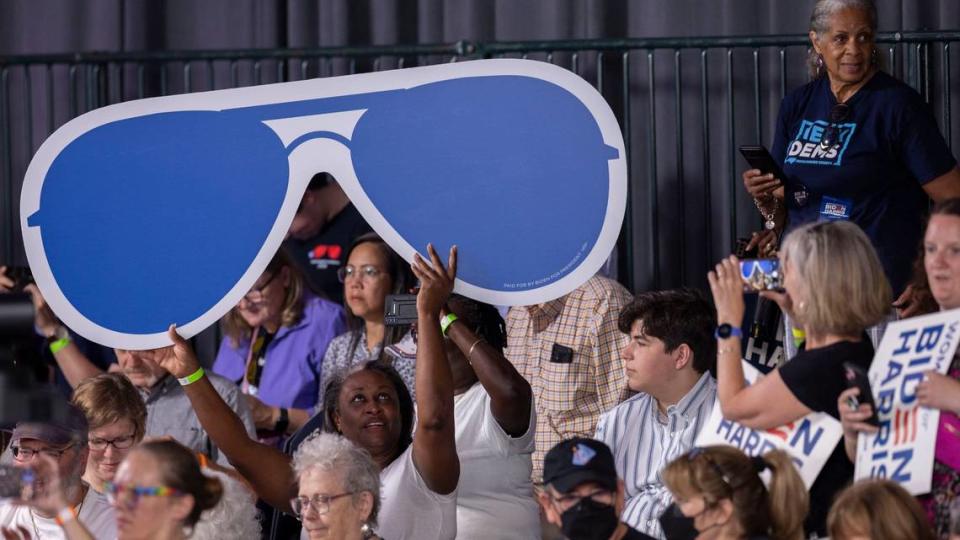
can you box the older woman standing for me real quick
[743,0,960,307]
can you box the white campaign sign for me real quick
[854,309,960,495]
[696,361,843,488]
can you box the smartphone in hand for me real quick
[739,259,783,293]
[739,145,786,181]
[843,362,880,427]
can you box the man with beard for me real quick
[114,348,255,465]
[0,405,116,539]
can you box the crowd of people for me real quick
[3,0,960,539]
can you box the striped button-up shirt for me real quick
[506,275,633,482]
[594,373,717,539]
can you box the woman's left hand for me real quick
[411,244,457,317]
[917,371,960,413]
[708,255,745,325]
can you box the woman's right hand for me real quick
[742,169,781,199]
[838,387,879,437]
[151,324,202,379]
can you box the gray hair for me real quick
[780,221,891,338]
[191,468,261,540]
[293,432,381,528]
[807,0,879,78]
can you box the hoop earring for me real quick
[816,54,824,76]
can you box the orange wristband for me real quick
[55,506,77,526]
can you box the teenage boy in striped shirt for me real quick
[595,289,718,539]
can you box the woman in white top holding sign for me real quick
[840,197,960,538]
[153,244,460,540]
[708,220,892,537]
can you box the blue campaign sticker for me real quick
[20,59,627,349]
[571,443,597,466]
[819,196,853,221]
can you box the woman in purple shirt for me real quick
[213,250,346,441]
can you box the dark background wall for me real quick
[1,0,958,294]
[2,1,957,55]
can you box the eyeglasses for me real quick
[103,481,183,509]
[290,492,354,518]
[11,443,77,461]
[337,264,383,283]
[243,271,279,304]
[819,103,851,149]
[88,434,136,451]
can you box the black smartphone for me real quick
[384,294,418,326]
[739,259,783,293]
[739,145,786,181]
[843,362,880,427]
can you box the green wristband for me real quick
[49,337,71,354]
[440,313,459,336]
[178,367,205,386]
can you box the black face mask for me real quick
[658,502,699,540]
[560,498,619,540]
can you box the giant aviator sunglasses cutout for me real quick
[21,60,626,350]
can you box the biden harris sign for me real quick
[855,309,960,495]
[20,59,627,349]
[696,360,843,488]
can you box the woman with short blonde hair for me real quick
[709,220,890,536]
[779,220,891,337]
[72,373,148,499]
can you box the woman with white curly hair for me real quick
[292,432,381,540]
[191,468,261,540]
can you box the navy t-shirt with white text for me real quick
[771,71,956,295]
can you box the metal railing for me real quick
[2,32,959,293]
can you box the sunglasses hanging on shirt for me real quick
[820,102,851,150]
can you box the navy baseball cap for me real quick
[12,404,88,446]
[543,437,618,493]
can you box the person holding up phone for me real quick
[708,220,891,537]
[840,198,960,537]
[741,0,960,317]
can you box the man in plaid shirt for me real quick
[505,274,633,483]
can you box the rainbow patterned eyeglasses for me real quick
[103,481,183,508]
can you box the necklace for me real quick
[28,508,41,539]
[28,483,88,536]
[752,196,779,231]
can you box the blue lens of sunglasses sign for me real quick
[21,59,627,349]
